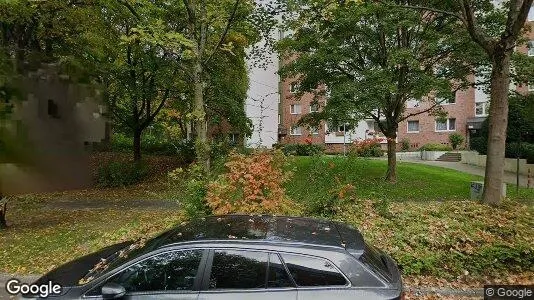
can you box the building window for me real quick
[229,133,239,144]
[437,97,455,105]
[407,120,420,133]
[290,126,302,136]
[309,103,319,113]
[310,126,319,135]
[475,102,490,116]
[435,118,456,132]
[528,6,534,21]
[528,41,534,56]
[406,98,420,108]
[338,123,353,132]
[290,104,301,114]
[278,114,281,125]
[289,82,300,94]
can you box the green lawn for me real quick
[285,156,534,202]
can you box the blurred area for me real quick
[1,64,109,195]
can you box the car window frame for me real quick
[199,248,297,293]
[277,251,352,290]
[82,247,209,298]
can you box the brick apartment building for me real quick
[278,10,534,152]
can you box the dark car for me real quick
[26,215,403,299]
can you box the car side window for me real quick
[280,254,348,287]
[208,250,268,290]
[105,249,203,293]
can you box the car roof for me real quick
[154,215,365,252]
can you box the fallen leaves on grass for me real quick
[337,199,534,283]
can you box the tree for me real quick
[180,0,264,172]
[101,2,192,162]
[278,0,479,182]
[392,0,533,204]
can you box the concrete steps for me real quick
[436,152,462,162]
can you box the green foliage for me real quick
[400,138,410,152]
[97,161,148,187]
[168,164,211,219]
[107,133,195,161]
[278,143,325,156]
[471,94,534,160]
[470,136,487,155]
[505,143,534,164]
[419,143,453,152]
[448,133,465,150]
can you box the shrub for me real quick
[506,143,534,164]
[351,138,384,157]
[419,143,453,151]
[280,143,324,156]
[306,182,356,217]
[400,138,410,152]
[108,133,195,160]
[206,150,295,215]
[448,133,465,150]
[470,136,487,154]
[97,161,148,187]
[168,163,211,218]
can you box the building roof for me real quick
[156,215,365,251]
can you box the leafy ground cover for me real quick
[0,192,184,274]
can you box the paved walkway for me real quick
[401,159,533,188]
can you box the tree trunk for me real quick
[0,200,7,230]
[133,129,142,162]
[193,56,210,172]
[385,134,397,183]
[482,50,511,206]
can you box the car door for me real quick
[197,249,297,300]
[84,249,206,300]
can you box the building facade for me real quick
[277,8,534,153]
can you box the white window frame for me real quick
[435,118,456,132]
[290,104,301,115]
[309,103,319,113]
[437,97,455,105]
[475,102,490,117]
[278,114,281,125]
[528,41,534,56]
[310,126,319,135]
[290,126,302,136]
[289,82,300,94]
[407,120,420,133]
